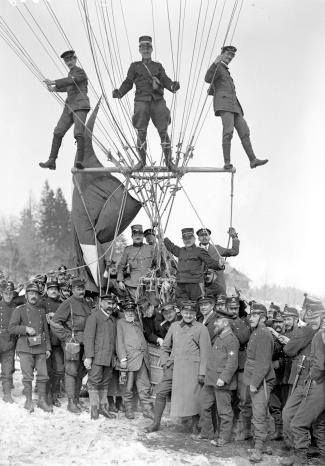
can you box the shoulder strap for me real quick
[68,300,75,339]
[142,62,153,77]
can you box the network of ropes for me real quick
[0,0,244,295]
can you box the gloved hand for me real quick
[112,89,121,99]
[198,375,205,385]
[171,81,180,92]
[228,227,238,238]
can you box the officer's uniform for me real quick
[243,304,275,451]
[0,296,17,399]
[84,303,116,416]
[284,329,325,464]
[8,301,51,395]
[43,292,64,404]
[164,228,223,303]
[197,227,240,295]
[200,325,239,441]
[117,240,154,301]
[115,36,176,165]
[282,324,316,446]
[51,290,91,403]
[205,45,267,169]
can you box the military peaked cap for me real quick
[198,295,215,305]
[181,227,194,237]
[216,294,227,305]
[26,281,41,294]
[47,277,59,289]
[71,277,85,288]
[180,300,196,312]
[283,307,299,319]
[161,303,176,313]
[251,303,267,315]
[226,296,239,307]
[139,36,152,45]
[144,228,155,237]
[196,228,212,236]
[131,224,143,234]
[60,50,76,60]
[221,45,237,54]
[0,280,15,292]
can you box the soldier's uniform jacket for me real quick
[142,310,165,344]
[9,303,51,354]
[117,60,174,102]
[51,296,91,344]
[205,61,243,116]
[200,238,240,294]
[117,243,154,288]
[84,308,116,367]
[284,325,316,385]
[309,330,325,384]
[55,66,90,113]
[43,296,61,347]
[197,311,219,344]
[244,326,275,388]
[229,316,251,371]
[164,238,222,284]
[272,327,298,385]
[205,326,239,389]
[116,318,149,372]
[0,301,17,353]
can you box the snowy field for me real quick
[0,369,289,466]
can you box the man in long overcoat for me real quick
[205,45,268,170]
[144,300,211,433]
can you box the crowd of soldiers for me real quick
[0,224,324,466]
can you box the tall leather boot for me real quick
[124,400,135,419]
[75,135,85,169]
[51,374,62,407]
[23,382,34,413]
[239,415,252,440]
[2,380,14,404]
[249,441,264,463]
[222,143,233,170]
[241,136,268,168]
[39,134,62,170]
[271,424,283,440]
[162,142,178,172]
[280,449,308,466]
[89,390,100,420]
[133,140,147,171]
[108,396,118,413]
[144,397,166,432]
[37,383,53,412]
[98,389,116,419]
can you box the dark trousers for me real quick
[46,345,64,395]
[19,352,49,386]
[269,383,291,428]
[219,111,250,144]
[124,361,151,406]
[200,385,234,440]
[236,371,252,419]
[246,381,273,445]
[54,107,88,138]
[132,99,170,135]
[64,344,87,399]
[175,283,204,304]
[155,365,173,401]
[282,384,305,445]
[0,349,15,386]
[285,381,325,455]
[88,364,113,391]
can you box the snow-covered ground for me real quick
[0,369,285,466]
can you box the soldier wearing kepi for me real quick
[197,295,219,344]
[164,228,224,303]
[199,316,239,444]
[281,303,325,464]
[43,276,64,407]
[268,308,299,441]
[112,35,180,171]
[40,50,90,170]
[0,281,17,403]
[205,45,268,170]
[50,277,91,413]
[197,227,240,296]
[117,224,155,301]
[84,294,117,420]
[9,282,52,413]
[281,312,325,466]
[243,303,275,463]
[145,300,211,433]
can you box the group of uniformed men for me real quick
[39,36,268,172]
[0,224,324,466]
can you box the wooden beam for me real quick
[71,166,236,174]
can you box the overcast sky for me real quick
[1,0,325,297]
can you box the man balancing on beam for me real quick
[40,50,90,171]
[205,45,268,171]
[112,35,180,171]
